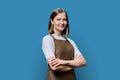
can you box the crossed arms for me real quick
[47,54,86,72]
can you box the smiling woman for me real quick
[50,12,67,35]
[42,8,86,80]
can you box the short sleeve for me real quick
[42,35,55,59]
[67,38,82,56]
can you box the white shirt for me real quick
[42,34,82,59]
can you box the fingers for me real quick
[48,57,67,68]
[50,58,66,67]
[50,58,61,67]
[51,59,60,66]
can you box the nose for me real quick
[60,20,64,24]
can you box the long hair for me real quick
[48,8,69,37]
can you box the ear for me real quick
[50,19,53,25]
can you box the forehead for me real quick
[54,12,67,18]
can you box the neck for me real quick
[54,29,62,36]
[54,32,62,36]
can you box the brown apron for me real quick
[47,35,76,80]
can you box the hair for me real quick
[48,8,69,37]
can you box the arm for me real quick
[66,54,86,68]
[54,54,86,68]
[47,54,86,71]
[66,38,86,67]
[47,57,73,72]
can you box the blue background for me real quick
[0,0,120,80]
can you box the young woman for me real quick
[42,8,86,80]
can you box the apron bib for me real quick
[47,35,76,80]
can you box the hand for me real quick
[49,58,67,67]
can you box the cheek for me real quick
[54,22,59,26]
[64,21,67,25]
[53,20,59,25]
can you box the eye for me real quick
[63,19,67,21]
[57,19,60,21]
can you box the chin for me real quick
[60,27,66,30]
[59,28,65,31]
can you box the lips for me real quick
[59,26,65,29]
[59,24,65,28]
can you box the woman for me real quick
[42,8,86,80]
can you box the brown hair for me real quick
[48,8,69,37]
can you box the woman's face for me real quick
[51,12,67,32]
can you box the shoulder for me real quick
[42,34,53,41]
[67,37,75,44]
[42,34,53,42]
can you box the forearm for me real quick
[51,59,86,71]
[65,55,86,68]
[50,59,86,72]
[54,65,73,72]
[48,58,73,72]
[66,59,86,68]
[48,55,86,71]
